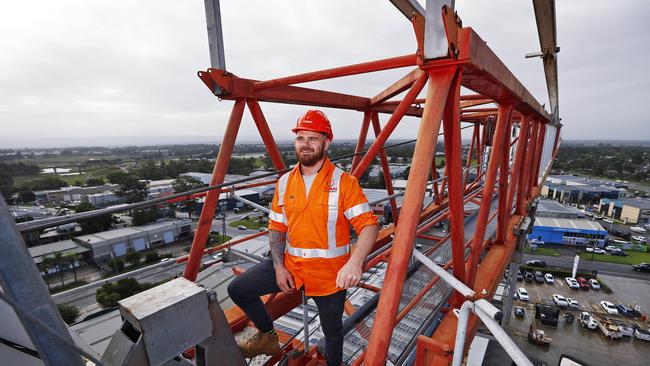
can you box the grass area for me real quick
[229,219,264,230]
[208,234,233,245]
[12,165,122,188]
[524,247,560,256]
[579,250,650,265]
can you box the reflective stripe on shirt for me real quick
[343,202,372,220]
[286,243,350,259]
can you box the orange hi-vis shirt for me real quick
[268,158,378,296]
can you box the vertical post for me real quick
[371,112,400,224]
[351,72,428,178]
[495,117,512,244]
[463,123,479,189]
[465,102,513,288]
[523,120,539,202]
[247,99,286,170]
[185,99,246,281]
[508,115,530,216]
[203,0,226,70]
[441,71,466,294]
[531,123,547,188]
[351,111,372,172]
[0,196,83,366]
[364,67,456,365]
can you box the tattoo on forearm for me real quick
[269,230,287,267]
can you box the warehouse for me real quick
[535,198,586,219]
[73,219,192,263]
[599,197,650,224]
[529,217,607,247]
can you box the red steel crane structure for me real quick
[181,1,561,365]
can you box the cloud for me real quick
[0,0,648,148]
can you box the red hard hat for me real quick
[291,110,333,141]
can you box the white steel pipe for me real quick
[474,299,503,321]
[452,301,474,366]
[412,249,475,298]
[231,194,271,214]
[474,306,533,366]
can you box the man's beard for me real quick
[296,142,326,167]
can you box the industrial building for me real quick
[535,199,586,219]
[73,219,192,263]
[541,175,626,204]
[599,197,650,224]
[27,239,91,265]
[33,184,119,204]
[529,216,607,247]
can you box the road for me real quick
[522,253,650,281]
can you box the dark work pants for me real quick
[227,260,346,366]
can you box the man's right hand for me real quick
[275,265,295,292]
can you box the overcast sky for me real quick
[1,1,648,148]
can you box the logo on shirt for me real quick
[325,183,338,193]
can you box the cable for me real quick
[0,336,40,359]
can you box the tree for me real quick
[172,176,205,219]
[20,176,68,191]
[124,248,142,266]
[75,202,113,234]
[95,278,155,308]
[57,304,80,325]
[105,258,125,274]
[132,207,159,225]
[145,252,160,263]
[63,252,82,283]
[115,174,149,203]
[18,190,36,203]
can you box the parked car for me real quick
[585,247,593,253]
[615,304,636,317]
[611,249,628,257]
[516,272,523,282]
[529,238,545,246]
[515,307,526,317]
[593,248,606,254]
[534,271,545,284]
[605,245,618,252]
[603,218,614,224]
[544,273,555,284]
[576,277,590,290]
[632,235,647,243]
[589,278,600,290]
[237,225,248,230]
[632,263,650,272]
[600,301,619,315]
[579,312,598,330]
[516,288,530,301]
[524,272,534,283]
[258,227,268,232]
[526,259,546,267]
[566,298,579,309]
[552,294,568,308]
[630,226,647,233]
[564,277,580,289]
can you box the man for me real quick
[228,110,379,365]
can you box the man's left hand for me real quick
[336,259,362,289]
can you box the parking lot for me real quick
[503,274,650,365]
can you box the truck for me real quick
[597,317,623,340]
[634,327,650,341]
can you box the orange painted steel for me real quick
[364,67,457,365]
[351,72,428,179]
[188,7,560,366]
[184,99,245,281]
[252,54,418,91]
[465,103,513,288]
[371,112,400,224]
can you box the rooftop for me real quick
[534,217,607,232]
